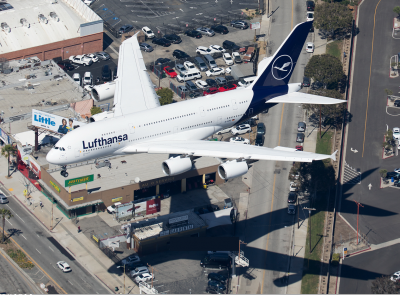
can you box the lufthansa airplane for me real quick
[46,21,345,179]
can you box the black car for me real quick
[155,58,171,65]
[302,76,311,87]
[206,79,218,87]
[306,0,315,11]
[211,25,229,34]
[208,280,226,292]
[386,172,400,179]
[255,133,265,146]
[257,122,265,135]
[395,100,400,107]
[101,65,112,81]
[185,30,202,38]
[164,34,182,44]
[288,192,297,203]
[230,20,249,29]
[151,38,171,47]
[118,24,134,34]
[208,273,227,284]
[189,91,202,99]
[296,133,305,143]
[225,75,235,82]
[57,61,74,71]
[172,49,189,59]
[222,40,240,51]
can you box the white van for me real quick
[176,70,202,83]
[238,76,257,87]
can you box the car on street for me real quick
[287,191,297,203]
[0,193,9,204]
[57,261,71,272]
[94,51,111,60]
[211,25,229,34]
[118,24,134,34]
[72,73,80,85]
[208,280,226,292]
[172,49,189,59]
[164,34,181,44]
[288,204,296,215]
[306,42,314,53]
[255,133,264,146]
[295,145,303,151]
[229,136,249,144]
[83,72,92,85]
[230,20,249,29]
[57,61,74,71]
[196,46,216,55]
[164,66,177,78]
[151,38,171,47]
[130,266,150,278]
[393,127,400,140]
[395,100,400,107]
[203,87,219,96]
[231,124,251,135]
[390,271,400,282]
[84,53,99,63]
[306,0,315,11]
[218,83,237,92]
[289,182,297,192]
[302,76,311,87]
[296,133,305,143]
[134,273,154,283]
[298,122,306,132]
[196,27,215,36]
[142,26,155,38]
[223,53,233,65]
[184,61,198,72]
[185,30,202,38]
[195,80,208,89]
[206,78,218,87]
[257,122,266,135]
[206,67,225,77]
[175,63,187,73]
[207,273,227,283]
[222,40,240,51]
[209,45,225,53]
[215,77,227,85]
[122,255,141,265]
[139,42,153,52]
[307,12,314,21]
[155,58,171,65]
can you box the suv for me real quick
[152,38,171,47]
[257,122,265,135]
[101,65,112,81]
[142,26,155,38]
[306,1,315,11]
[297,122,306,132]
[255,133,264,146]
[164,34,182,44]
[185,80,198,92]
[230,20,249,29]
[173,49,189,59]
[288,192,297,203]
[222,40,240,51]
[211,25,229,34]
[231,124,251,135]
[288,204,296,215]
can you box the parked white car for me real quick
[223,53,234,66]
[83,72,92,85]
[134,273,154,283]
[229,136,249,144]
[107,202,122,213]
[196,46,216,55]
[306,42,314,53]
[84,53,99,63]
[72,73,81,85]
[231,124,251,135]
[57,261,71,272]
[69,55,93,66]
[205,67,225,77]
[307,12,314,21]
[195,80,208,89]
[225,67,231,74]
[130,266,150,278]
[183,61,198,72]
[142,26,155,38]
[289,182,297,192]
[393,127,400,140]
[209,45,225,53]
[216,127,233,135]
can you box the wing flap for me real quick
[268,92,346,105]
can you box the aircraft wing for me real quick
[122,140,337,162]
[113,34,160,117]
[268,92,346,105]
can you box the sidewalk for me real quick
[0,156,138,294]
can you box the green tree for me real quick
[371,275,400,294]
[379,169,387,178]
[156,88,174,106]
[90,106,103,116]
[394,6,400,18]
[314,2,353,38]
[305,54,345,89]
[0,208,13,243]
[1,144,17,178]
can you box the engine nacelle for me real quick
[218,160,248,180]
[162,156,192,176]
[89,110,114,123]
[92,81,116,101]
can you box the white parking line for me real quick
[68,280,74,286]
[49,246,54,252]
[36,249,41,254]
[21,235,27,240]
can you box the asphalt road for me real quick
[0,187,111,294]
[238,0,312,294]
[339,244,400,294]
[340,0,400,245]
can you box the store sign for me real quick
[65,174,94,187]
[250,22,261,30]
[72,196,84,202]
[169,215,188,225]
[112,197,123,203]
[160,224,194,237]
[32,109,85,133]
[146,198,161,214]
[49,180,60,193]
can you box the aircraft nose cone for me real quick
[46,149,57,164]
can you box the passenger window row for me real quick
[102,131,116,136]
[226,114,243,120]
[207,105,229,112]
[143,113,196,126]
[181,121,212,130]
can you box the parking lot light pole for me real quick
[353,200,364,245]
[117,265,126,294]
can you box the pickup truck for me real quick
[107,202,122,214]
[243,47,255,62]
[69,55,93,66]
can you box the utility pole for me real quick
[353,200,364,245]
[304,207,316,253]
[51,201,54,231]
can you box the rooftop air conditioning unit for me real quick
[49,12,59,22]
[38,14,48,24]
[20,18,30,28]
[1,22,11,33]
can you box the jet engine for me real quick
[218,160,248,180]
[162,156,192,176]
[92,81,116,101]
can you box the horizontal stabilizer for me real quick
[268,92,346,105]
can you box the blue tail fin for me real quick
[253,21,312,89]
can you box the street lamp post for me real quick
[117,265,126,294]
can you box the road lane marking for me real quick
[68,280,74,286]
[6,219,12,226]
[362,0,382,157]
[36,249,41,254]
[21,235,27,240]
[49,246,54,252]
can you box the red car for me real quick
[218,83,237,92]
[164,66,177,78]
[203,87,219,96]
[295,145,303,151]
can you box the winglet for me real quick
[330,150,338,162]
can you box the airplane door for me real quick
[231,99,238,110]
[174,126,179,133]
[217,116,222,124]
[129,124,135,134]
[75,148,80,158]
[199,106,205,117]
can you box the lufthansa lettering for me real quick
[82,134,128,149]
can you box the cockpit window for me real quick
[53,146,65,151]
[54,147,59,150]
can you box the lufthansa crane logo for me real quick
[271,55,293,80]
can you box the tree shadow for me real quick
[6,228,22,238]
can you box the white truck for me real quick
[69,55,93,66]
[107,202,122,214]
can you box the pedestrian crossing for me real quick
[343,162,361,184]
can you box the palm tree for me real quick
[1,144,17,178]
[0,208,13,243]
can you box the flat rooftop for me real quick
[0,0,97,55]
[47,153,220,193]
